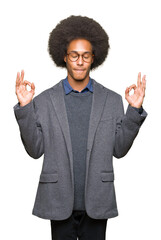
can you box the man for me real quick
[14,16,147,240]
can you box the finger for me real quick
[24,80,32,87]
[142,75,146,89]
[15,72,21,95]
[128,84,137,91]
[24,81,35,94]
[31,82,35,91]
[20,69,25,83]
[125,87,130,98]
[137,72,141,87]
[142,75,146,97]
[16,72,20,87]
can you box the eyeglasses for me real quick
[66,51,94,63]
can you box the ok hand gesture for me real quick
[15,70,35,107]
[125,72,146,108]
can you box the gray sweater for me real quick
[64,91,93,210]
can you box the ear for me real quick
[64,55,67,63]
[91,55,94,64]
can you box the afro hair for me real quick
[48,15,110,70]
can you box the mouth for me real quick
[74,69,85,72]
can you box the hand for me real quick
[125,72,146,108]
[15,70,35,107]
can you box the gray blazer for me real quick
[14,79,147,220]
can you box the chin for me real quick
[74,78,85,81]
[73,74,88,81]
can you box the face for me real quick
[64,39,94,82]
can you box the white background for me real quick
[0,0,161,239]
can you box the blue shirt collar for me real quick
[63,77,93,95]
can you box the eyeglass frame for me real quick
[66,51,94,63]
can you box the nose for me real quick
[77,55,84,65]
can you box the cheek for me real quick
[66,60,71,70]
[86,63,92,71]
[66,59,74,68]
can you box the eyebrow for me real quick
[68,51,92,54]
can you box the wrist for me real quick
[19,100,32,107]
[130,103,142,108]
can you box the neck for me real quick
[67,75,90,92]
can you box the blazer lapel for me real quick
[49,80,74,188]
[86,79,108,177]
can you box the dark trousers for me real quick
[50,210,108,240]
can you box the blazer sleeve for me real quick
[113,96,147,158]
[13,99,44,159]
